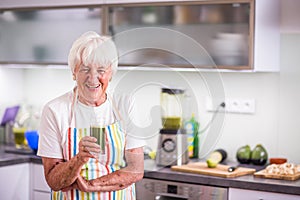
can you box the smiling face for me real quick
[75,64,112,106]
[68,31,118,107]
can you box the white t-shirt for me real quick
[37,90,145,159]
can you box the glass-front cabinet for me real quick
[108,2,252,70]
[0,7,102,64]
[0,0,279,71]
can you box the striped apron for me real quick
[52,92,136,200]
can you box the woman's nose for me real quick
[89,70,100,79]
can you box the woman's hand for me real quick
[78,136,101,162]
[76,176,94,192]
[83,147,144,192]
[42,136,99,191]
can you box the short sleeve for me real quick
[37,104,64,159]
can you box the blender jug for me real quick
[161,88,185,129]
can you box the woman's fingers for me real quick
[78,136,101,161]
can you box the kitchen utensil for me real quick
[25,130,39,153]
[0,105,20,126]
[12,127,27,149]
[156,87,189,166]
[228,166,237,172]
[269,158,287,164]
[156,129,188,166]
[171,162,255,178]
[160,87,185,129]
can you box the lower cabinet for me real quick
[0,163,30,200]
[31,163,51,200]
[229,188,300,200]
[136,178,228,200]
[33,191,51,199]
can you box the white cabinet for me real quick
[31,163,51,200]
[105,0,185,4]
[253,0,280,71]
[0,163,30,200]
[0,0,280,71]
[0,7,102,65]
[107,0,280,71]
[0,0,104,9]
[229,188,300,200]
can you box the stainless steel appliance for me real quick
[156,129,188,166]
[156,88,189,166]
[136,178,228,200]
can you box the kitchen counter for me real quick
[0,145,42,167]
[0,145,299,196]
[143,159,300,196]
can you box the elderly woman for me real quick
[37,31,144,200]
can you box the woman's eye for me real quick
[80,68,89,73]
[98,70,105,74]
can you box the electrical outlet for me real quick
[206,97,255,114]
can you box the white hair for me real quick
[68,31,118,75]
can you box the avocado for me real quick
[236,145,252,164]
[251,144,268,165]
[206,149,227,168]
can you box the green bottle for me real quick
[192,116,199,158]
[185,114,199,158]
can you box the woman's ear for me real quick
[72,74,76,80]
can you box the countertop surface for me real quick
[143,159,300,196]
[0,145,299,196]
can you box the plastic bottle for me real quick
[184,113,199,158]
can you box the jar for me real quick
[160,87,185,129]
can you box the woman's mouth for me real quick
[86,83,101,89]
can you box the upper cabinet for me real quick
[0,0,280,71]
[106,0,280,71]
[0,7,102,64]
[0,0,104,10]
[108,2,251,70]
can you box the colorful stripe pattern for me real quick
[52,122,135,200]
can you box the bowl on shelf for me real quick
[25,130,39,154]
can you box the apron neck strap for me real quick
[69,87,78,127]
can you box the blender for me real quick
[156,87,189,166]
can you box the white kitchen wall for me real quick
[1,0,299,163]
[0,67,24,116]
[20,66,281,162]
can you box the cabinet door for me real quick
[0,7,102,65]
[0,163,30,200]
[229,188,300,200]
[32,163,50,192]
[0,0,105,10]
[108,2,252,70]
[105,0,183,4]
[33,191,51,200]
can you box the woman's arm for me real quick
[76,147,144,192]
[42,136,100,191]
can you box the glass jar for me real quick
[160,87,185,129]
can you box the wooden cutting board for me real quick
[254,170,300,181]
[171,162,256,178]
